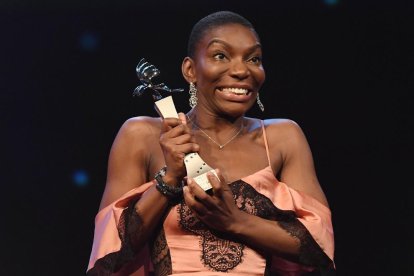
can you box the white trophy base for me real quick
[155,96,213,191]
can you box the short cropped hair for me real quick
[187,11,259,58]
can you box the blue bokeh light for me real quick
[79,32,99,51]
[324,0,339,5]
[73,169,89,187]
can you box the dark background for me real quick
[1,0,413,275]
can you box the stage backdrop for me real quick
[1,0,412,275]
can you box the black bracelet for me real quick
[155,166,183,205]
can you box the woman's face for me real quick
[191,23,265,117]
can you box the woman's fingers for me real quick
[183,180,210,216]
[161,133,199,153]
[208,169,227,198]
[161,117,181,132]
[161,116,191,135]
[178,112,187,125]
[159,115,199,182]
[168,133,196,145]
[184,174,240,233]
[185,178,217,209]
[160,115,199,159]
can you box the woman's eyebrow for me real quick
[207,39,262,51]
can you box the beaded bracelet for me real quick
[155,166,183,205]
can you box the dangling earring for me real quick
[189,82,198,108]
[256,93,264,112]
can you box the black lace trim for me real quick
[178,201,244,272]
[177,180,333,274]
[279,220,332,268]
[87,199,175,276]
[230,180,333,269]
[149,227,172,276]
[87,199,145,275]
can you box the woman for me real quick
[87,11,335,275]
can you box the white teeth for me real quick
[220,88,248,95]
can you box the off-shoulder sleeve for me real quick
[242,167,335,274]
[268,182,335,275]
[86,181,155,275]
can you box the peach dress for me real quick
[87,122,335,275]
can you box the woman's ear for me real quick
[182,57,196,84]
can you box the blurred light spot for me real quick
[73,169,89,187]
[79,32,99,51]
[324,0,339,5]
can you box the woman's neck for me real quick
[186,108,245,134]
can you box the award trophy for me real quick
[133,58,215,191]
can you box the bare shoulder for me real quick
[263,118,300,128]
[263,118,306,143]
[263,118,328,206]
[112,116,163,149]
[118,116,161,138]
[99,116,162,210]
[110,115,163,162]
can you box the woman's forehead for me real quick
[202,23,257,39]
[198,24,260,49]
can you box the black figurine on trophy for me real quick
[133,58,184,118]
[133,58,215,191]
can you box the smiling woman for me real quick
[86,11,335,276]
[182,23,265,119]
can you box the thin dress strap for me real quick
[260,120,272,166]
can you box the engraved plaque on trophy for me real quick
[133,58,215,191]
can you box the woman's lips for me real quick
[218,87,249,95]
[216,87,253,101]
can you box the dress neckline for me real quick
[235,165,277,185]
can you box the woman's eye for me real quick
[213,53,226,60]
[249,56,262,64]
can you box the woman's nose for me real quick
[229,59,249,80]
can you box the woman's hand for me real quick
[159,113,199,186]
[183,169,244,233]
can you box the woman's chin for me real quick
[217,102,254,118]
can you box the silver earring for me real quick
[189,82,198,108]
[256,93,264,112]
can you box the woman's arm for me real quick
[101,113,198,230]
[89,114,198,274]
[272,119,329,207]
[99,116,155,211]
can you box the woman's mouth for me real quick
[218,87,250,95]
